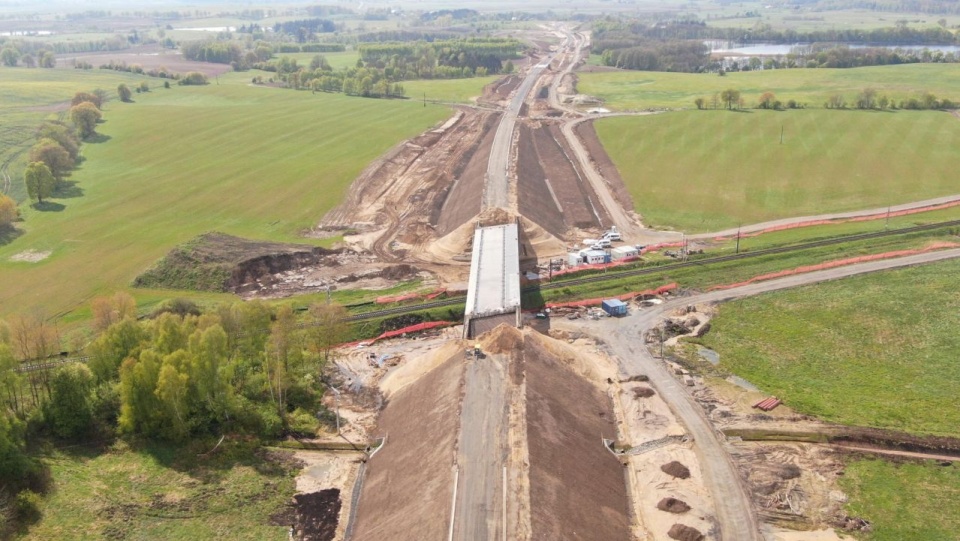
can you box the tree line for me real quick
[793,0,960,15]
[594,19,958,46]
[0,294,351,533]
[692,87,955,110]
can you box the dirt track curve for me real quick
[566,247,960,541]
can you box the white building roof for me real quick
[465,223,521,318]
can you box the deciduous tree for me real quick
[45,364,94,439]
[0,47,18,66]
[23,162,56,204]
[0,194,17,227]
[29,138,72,181]
[758,92,776,109]
[307,303,349,365]
[117,83,132,102]
[71,91,102,109]
[693,97,705,110]
[720,88,741,110]
[70,102,101,139]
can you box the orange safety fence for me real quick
[708,242,959,291]
[545,283,677,309]
[713,200,960,242]
[546,256,643,280]
[375,288,447,304]
[640,242,684,255]
[342,320,457,348]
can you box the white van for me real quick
[602,227,621,241]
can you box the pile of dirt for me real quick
[293,489,341,541]
[633,386,656,398]
[668,523,704,541]
[657,497,691,514]
[478,324,524,354]
[661,461,691,479]
[134,232,333,292]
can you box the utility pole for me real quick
[885,206,891,229]
[659,324,664,358]
[423,92,426,107]
[780,124,784,144]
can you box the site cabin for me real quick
[601,299,628,317]
[610,246,639,261]
[582,249,610,265]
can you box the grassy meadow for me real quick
[593,109,960,232]
[699,257,960,438]
[0,67,153,202]
[0,68,450,320]
[578,63,960,111]
[840,458,960,541]
[23,440,296,540]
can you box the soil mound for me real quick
[668,523,704,541]
[661,461,691,479]
[777,463,802,480]
[134,232,333,292]
[477,324,524,354]
[293,489,341,541]
[657,497,691,514]
[633,386,656,398]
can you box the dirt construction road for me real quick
[566,247,960,541]
[454,354,508,541]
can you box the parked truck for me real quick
[601,298,627,317]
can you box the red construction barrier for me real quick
[545,283,677,310]
[375,320,455,341]
[376,288,447,304]
[640,242,684,255]
[708,243,959,292]
[375,292,420,304]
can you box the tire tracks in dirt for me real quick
[575,247,960,541]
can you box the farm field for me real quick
[578,63,960,111]
[840,458,960,541]
[22,440,296,541]
[699,257,960,438]
[403,75,499,103]
[594,109,960,232]
[0,68,153,202]
[0,69,450,320]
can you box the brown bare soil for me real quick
[573,120,637,213]
[480,75,522,107]
[658,497,692,514]
[57,44,231,77]
[519,120,611,232]
[434,112,500,236]
[524,334,631,540]
[292,489,341,541]
[516,124,567,238]
[662,461,692,480]
[350,352,464,540]
[668,523,705,541]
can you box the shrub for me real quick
[14,490,41,524]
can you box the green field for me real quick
[594,109,960,232]
[0,69,449,320]
[578,64,960,111]
[0,67,154,203]
[23,440,295,540]
[840,458,960,541]
[699,258,960,438]
[403,75,499,103]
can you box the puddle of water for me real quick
[697,346,720,366]
[727,375,759,392]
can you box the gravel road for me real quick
[563,247,960,541]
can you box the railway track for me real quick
[14,219,959,373]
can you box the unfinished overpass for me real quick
[463,222,521,338]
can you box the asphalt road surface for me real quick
[562,247,960,541]
[483,53,557,210]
